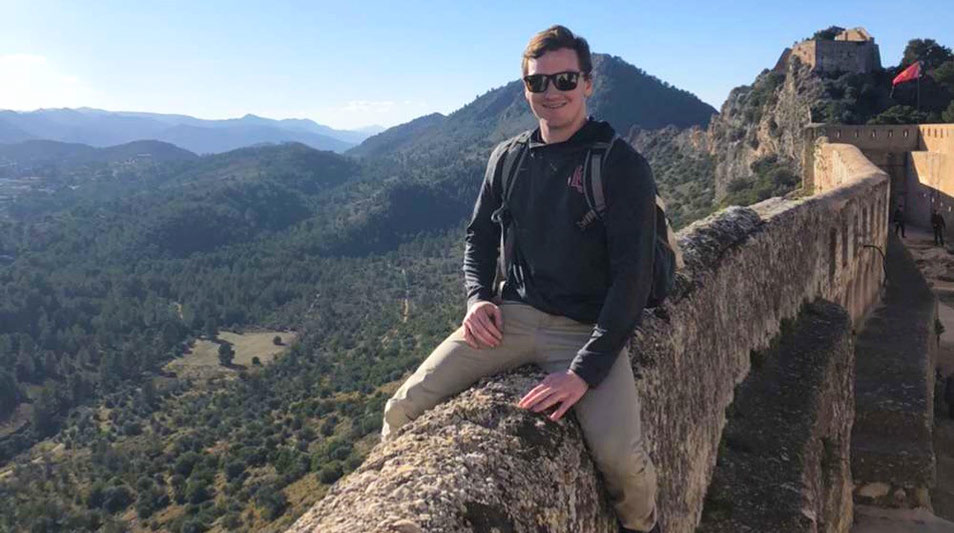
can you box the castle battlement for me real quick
[775,27,882,75]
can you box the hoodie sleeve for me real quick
[569,147,657,388]
[463,141,509,307]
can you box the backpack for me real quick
[491,131,682,308]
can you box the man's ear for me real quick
[583,76,594,98]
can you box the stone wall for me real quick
[786,39,881,75]
[698,300,855,532]
[291,139,889,532]
[804,123,954,235]
[909,125,954,231]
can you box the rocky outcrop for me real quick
[707,58,825,200]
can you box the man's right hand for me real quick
[463,301,503,349]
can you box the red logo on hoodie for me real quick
[567,164,584,194]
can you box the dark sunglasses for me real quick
[522,71,585,93]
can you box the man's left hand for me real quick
[517,370,589,422]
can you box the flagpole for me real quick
[917,61,921,112]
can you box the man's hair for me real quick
[522,25,593,78]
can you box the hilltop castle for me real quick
[775,26,882,74]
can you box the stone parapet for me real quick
[698,300,854,532]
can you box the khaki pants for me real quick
[382,301,657,531]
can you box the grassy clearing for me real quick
[164,329,298,381]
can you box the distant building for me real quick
[774,27,882,75]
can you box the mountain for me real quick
[0,109,378,154]
[349,53,717,159]
[346,113,447,157]
[0,139,197,166]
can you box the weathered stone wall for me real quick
[291,141,889,532]
[785,39,881,75]
[812,39,881,74]
[698,300,855,532]
[804,123,954,234]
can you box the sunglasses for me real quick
[522,71,585,93]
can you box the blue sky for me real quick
[1,0,951,130]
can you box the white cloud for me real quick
[0,54,99,110]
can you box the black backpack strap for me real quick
[582,134,683,307]
[582,134,621,221]
[490,131,532,296]
[500,131,532,204]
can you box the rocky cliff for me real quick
[707,58,825,200]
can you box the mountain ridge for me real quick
[0,108,375,154]
[349,53,716,159]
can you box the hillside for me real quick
[0,139,197,166]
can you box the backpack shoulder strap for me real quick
[500,131,532,203]
[583,134,622,220]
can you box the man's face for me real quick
[524,48,593,131]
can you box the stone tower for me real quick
[774,27,882,75]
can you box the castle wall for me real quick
[791,41,817,70]
[919,124,954,154]
[294,148,889,532]
[806,123,954,235]
[907,151,954,228]
[813,40,881,73]
[787,40,880,74]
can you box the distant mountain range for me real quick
[1,53,714,162]
[0,108,384,154]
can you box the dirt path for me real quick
[400,268,410,323]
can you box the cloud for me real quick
[0,54,98,110]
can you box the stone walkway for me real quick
[852,227,954,532]
[852,228,954,533]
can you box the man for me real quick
[894,204,906,238]
[932,208,946,247]
[381,25,660,533]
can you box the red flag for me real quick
[892,62,921,86]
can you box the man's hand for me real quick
[517,370,589,421]
[463,301,503,349]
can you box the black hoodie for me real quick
[463,118,657,388]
